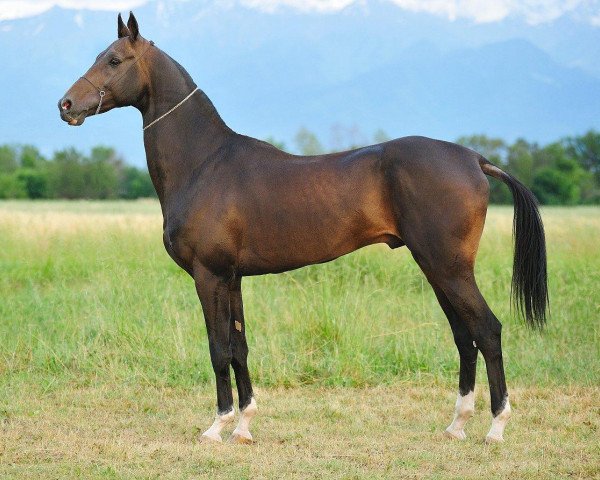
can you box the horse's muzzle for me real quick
[58,97,86,126]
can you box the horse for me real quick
[58,12,547,444]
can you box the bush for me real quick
[0,173,27,199]
[16,169,48,199]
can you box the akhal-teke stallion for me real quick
[59,13,548,444]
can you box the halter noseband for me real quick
[80,40,198,131]
[80,76,105,115]
[80,40,155,117]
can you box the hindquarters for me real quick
[381,135,547,327]
[382,136,490,275]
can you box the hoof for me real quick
[199,432,223,443]
[229,432,255,445]
[444,428,467,440]
[485,434,504,444]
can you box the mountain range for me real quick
[1,0,599,166]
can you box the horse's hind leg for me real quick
[444,276,511,442]
[429,283,478,440]
[407,229,510,441]
[430,266,511,442]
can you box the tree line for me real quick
[456,132,600,205]
[1,128,599,204]
[0,145,155,200]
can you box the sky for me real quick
[1,0,600,25]
[1,0,598,163]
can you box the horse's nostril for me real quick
[61,98,72,111]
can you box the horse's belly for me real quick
[237,210,401,276]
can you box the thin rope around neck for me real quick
[143,87,199,131]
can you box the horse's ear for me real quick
[127,11,139,41]
[117,13,130,38]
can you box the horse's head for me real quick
[58,12,152,126]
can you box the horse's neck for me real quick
[140,51,233,210]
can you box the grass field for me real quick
[0,201,598,479]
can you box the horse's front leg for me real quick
[228,276,257,444]
[194,264,235,442]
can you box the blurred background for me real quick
[1,0,599,203]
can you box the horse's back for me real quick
[384,135,486,176]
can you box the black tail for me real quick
[480,159,548,328]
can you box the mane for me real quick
[159,49,230,130]
[163,52,195,85]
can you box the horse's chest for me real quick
[163,215,198,273]
[163,211,235,275]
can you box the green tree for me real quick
[264,136,287,151]
[373,129,391,144]
[16,169,48,199]
[1,131,597,204]
[457,134,510,203]
[457,134,506,161]
[84,146,122,199]
[120,166,156,199]
[564,130,600,181]
[0,145,18,173]
[19,145,45,169]
[330,123,368,151]
[564,130,600,203]
[0,173,26,198]
[506,139,534,187]
[295,127,323,155]
[532,143,588,205]
[47,148,86,199]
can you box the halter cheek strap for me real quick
[80,76,105,115]
[80,40,198,131]
[81,40,154,116]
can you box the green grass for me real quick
[1,201,598,390]
[0,201,598,478]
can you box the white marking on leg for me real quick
[445,391,475,440]
[230,397,257,444]
[201,407,235,442]
[486,397,511,443]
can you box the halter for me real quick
[142,87,199,131]
[80,76,106,115]
[81,39,199,131]
[81,40,155,117]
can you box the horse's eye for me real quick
[109,58,121,66]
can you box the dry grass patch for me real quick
[1,384,598,479]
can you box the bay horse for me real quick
[58,12,547,444]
